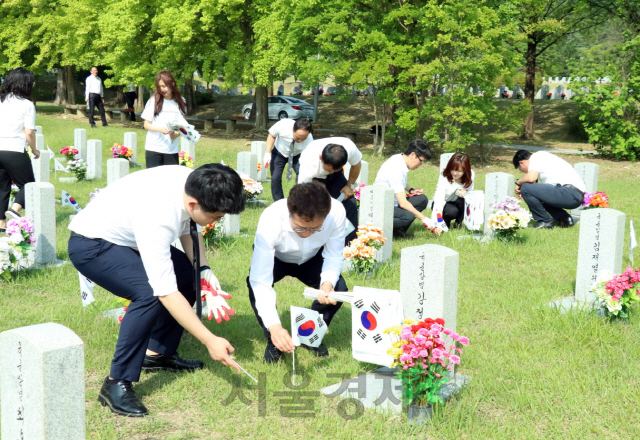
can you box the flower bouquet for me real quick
[487,197,531,240]
[354,183,367,206]
[582,191,609,209]
[179,151,194,168]
[202,221,224,247]
[60,146,79,161]
[239,173,263,201]
[66,159,87,181]
[1,217,36,279]
[343,222,386,274]
[9,184,19,205]
[111,143,133,161]
[547,92,552,99]
[384,318,469,414]
[591,267,640,318]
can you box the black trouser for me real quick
[316,172,358,244]
[270,148,300,202]
[247,248,346,341]
[393,194,429,234]
[124,91,137,121]
[68,235,196,382]
[88,92,107,126]
[442,197,465,228]
[146,151,180,169]
[521,183,583,222]
[0,150,36,218]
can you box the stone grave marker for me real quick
[35,125,43,135]
[124,132,137,164]
[356,160,369,185]
[221,214,240,236]
[86,139,102,180]
[535,84,550,99]
[0,322,85,440]
[31,134,51,183]
[180,136,196,168]
[552,85,564,99]
[571,162,599,216]
[73,128,86,159]
[484,172,514,235]
[25,182,57,265]
[512,84,523,98]
[251,141,268,181]
[237,151,258,181]
[358,185,394,262]
[107,158,130,186]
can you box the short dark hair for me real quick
[90,66,98,71]
[404,139,432,161]
[0,68,35,103]
[185,163,246,214]
[287,182,331,221]
[321,144,348,171]
[512,150,532,168]
[293,117,313,134]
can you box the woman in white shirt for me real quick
[141,71,187,168]
[0,68,41,231]
[431,152,474,230]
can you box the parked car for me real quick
[242,96,315,121]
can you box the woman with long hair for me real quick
[0,67,40,231]
[431,152,475,230]
[141,71,187,168]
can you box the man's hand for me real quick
[434,228,442,237]
[317,281,337,305]
[340,185,354,200]
[205,335,240,371]
[85,98,89,103]
[269,324,295,353]
[160,127,172,135]
[263,152,271,169]
[515,184,522,196]
[411,188,424,195]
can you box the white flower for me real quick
[596,270,614,284]
[8,233,23,245]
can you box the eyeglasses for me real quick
[290,219,324,234]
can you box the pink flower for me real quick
[403,365,409,370]
[435,338,445,346]
[459,336,469,346]
[450,354,461,364]
[410,348,421,358]
[417,328,429,336]
[400,354,412,363]
[450,333,461,342]
[419,349,429,358]
[425,341,433,348]
[430,323,443,333]
[432,348,443,358]
[413,335,427,345]
[400,330,412,340]
[443,328,452,335]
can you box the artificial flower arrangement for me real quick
[354,183,367,206]
[384,317,469,408]
[547,92,552,99]
[178,151,194,168]
[0,217,36,280]
[343,222,386,274]
[89,188,102,200]
[561,93,567,99]
[239,173,263,201]
[202,221,224,248]
[9,184,19,205]
[591,267,640,318]
[66,158,87,181]
[60,146,79,161]
[582,191,609,209]
[111,143,133,161]
[117,297,131,323]
[487,196,532,240]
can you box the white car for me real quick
[242,96,314,121]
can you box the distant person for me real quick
[85,66,108,128]
[0,68,40,231]
[124,84,137,122]
[431,153,475,230]
[373,139,442,237]
[141,71,186,168]
[263,118,314,201]
[513,150,585,229]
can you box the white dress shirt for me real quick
[431,170,475,215]
[373,154,409,207]
[298,137,363,183]
[69,166,200,297]
[141,97,185,154]
[249,198,346,329]
[0,95,36,153]
[268,119,314,157]
[528,151,586,191]
[85,75,104,99]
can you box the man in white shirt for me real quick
[68,164,244,417]
[263,118,314,201]
[85,66,108,128]
[513,150,586,229]
[247,182,347,363]
[298,136,362,243]
[373,140,442,236]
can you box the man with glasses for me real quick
[373,139,442,237]
[247,182,348,363]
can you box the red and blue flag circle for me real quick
[69,197,78,205]
[298,320,316,337]
[179,128,188,135]
[466,205,471,216]
[360,311,377,331]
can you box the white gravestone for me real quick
[180,136,196,168]
[484,172,515,234]
[31,134,51,183]
[571,162,599,216]
[107,158,130,186]
[356,160,369,185]
[221,214,240,236]
[35,125,43,135]
[535,84,550,99]
[237,151,258,181]
[439,153,454,172]
[251,141,268,181]
[73,128,86,160]
[358,185,394,262]
[0,323,85,440]
[25,182,57,264]
[124,132,137,164]
[512,84,523,98]
[86,139,103,180]
[552,85,564,99]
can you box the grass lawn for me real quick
[2,114,640,439]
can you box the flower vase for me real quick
[407,404,433,426]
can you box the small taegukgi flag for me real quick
[62,190,82,212]
[79,272,96,307]
[464,190,485,231]
[290,306,327,348]
[55,158,70,172]
[630,220,637,265]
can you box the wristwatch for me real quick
[515,180,520,186]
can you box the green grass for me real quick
[2,114,640,439]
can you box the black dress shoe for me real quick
[558,216,575,228]
[264,342,283,364]
[141,353,204,372]
[102,123,109,127]
[302,343,329,357]
[98,377,148,417]
[532,220,554,229]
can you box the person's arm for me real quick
[319,206,345,305]
[340,162,361,199]
[25,128,38,158]
[515,170,539,196]
[85,77,90,102]
[396,192,442,236]
[265,133,276,153]
[179,232,209,268]
[143,120,172,135]
[296,151,317,184]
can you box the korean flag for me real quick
[351,286,404,367]
[62,190,82,212]
[79,272,96,307]
[290,306,327,348]
[464,190,484,231]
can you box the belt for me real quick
[70,231,100,241]
[563,184,584,198]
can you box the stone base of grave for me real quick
[457,232,491,242]
[571,207,584,217]
[59,177,77,183]
[247,199,268,206]
[12,259,67,271]
[321,366,470,415]
[548,296,604,316]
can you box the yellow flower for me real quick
[403,318,415,324]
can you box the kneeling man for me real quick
[247,182,347,363]
[513,150,585,229]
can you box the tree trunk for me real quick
[115,85,125,106]
[523,38,537,140]
[64,65,75,105]
[184,75,196,113]
[135,85,145,112]
[254,86,269,130]
[53,68,67,105]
